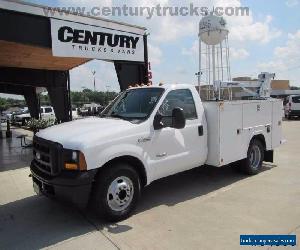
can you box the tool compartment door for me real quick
[272,100,283,148]
[219,102,244,165]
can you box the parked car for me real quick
[5,107,22,121]
[284,95,300,119]
[13,106,55,126]
[13,108,30,125]
[40,106,55,120]
[72,107,79,119]
[79,103,103,116]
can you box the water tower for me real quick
[197,12,231,98]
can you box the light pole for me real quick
[92,70,96,92]
[195,71,202,95]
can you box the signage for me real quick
[51,19,145,62]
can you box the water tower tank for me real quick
[199,14,228,45]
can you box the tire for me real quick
[239,139,264,175]
[92,163,141,222]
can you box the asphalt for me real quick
[0,121,299,250]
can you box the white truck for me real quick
[14,106,55,125]
[30,84,283,221]
[284,95,300,119]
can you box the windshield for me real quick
[101,88,164,122]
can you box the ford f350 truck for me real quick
[30,84,283,221]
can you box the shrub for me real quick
[26,118,55,133]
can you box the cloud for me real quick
[148,43,162,65]
[229,15,281,44]
[285,0,299,7]
[176,66,188,75]
[69,60,120,92]
[182,40,198,56]
[257,30,300,86]
[230,48,249,60]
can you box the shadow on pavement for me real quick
[0,195,95,250]
[0,164,275,249]
[87,163,275,234]
[136,164,274,213]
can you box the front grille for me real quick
[32,136,63,176]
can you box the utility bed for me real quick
[203,99,283,167]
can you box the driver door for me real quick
[148,89,206,180]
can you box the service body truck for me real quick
[30,84,283,221]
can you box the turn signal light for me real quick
[64,152,87,171]
[65,163,78,170]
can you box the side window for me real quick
[44,107,53,113]
[292,96,300,103]
[158,89,197,123]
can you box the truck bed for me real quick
[203,99,283,167]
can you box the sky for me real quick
[5,0,300,95]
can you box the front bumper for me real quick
[30,161,97,208]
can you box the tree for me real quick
[290,86,300,90]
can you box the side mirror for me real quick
[172,107,185,129]
[153,114,164,130]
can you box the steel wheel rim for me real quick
[107,176,134,212]
[249,144,261,169]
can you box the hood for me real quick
[36,117,135,149]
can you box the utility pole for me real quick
[92,70,96,92]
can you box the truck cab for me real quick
[30,84,282,221]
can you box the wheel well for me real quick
[98,156,147,187]
[252,134,266,150]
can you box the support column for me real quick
[46,71,71,123]
[23,87,39,119]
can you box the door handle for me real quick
[198,125,204,136]
[156,152,167,157]
[138,137,151,143]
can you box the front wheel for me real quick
[92,163,141,222]
[239,139,264,175]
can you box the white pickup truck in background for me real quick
[14,106,55,125]
[284,95,300,119]
[30,84,283,221]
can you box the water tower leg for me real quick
[198,38,201,95]
[212,45,216,83]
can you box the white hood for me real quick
[36,117,135,149]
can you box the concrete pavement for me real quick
[0,121,299,250]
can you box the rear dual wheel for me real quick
[239,139,264,175]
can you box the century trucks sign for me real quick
[50,19,144,62]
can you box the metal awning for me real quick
[0,0,147,71]
[0,0,149,122]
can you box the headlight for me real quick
[71,151,78,162]
[63,149,87,171]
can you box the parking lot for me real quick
[0,120,299,250]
